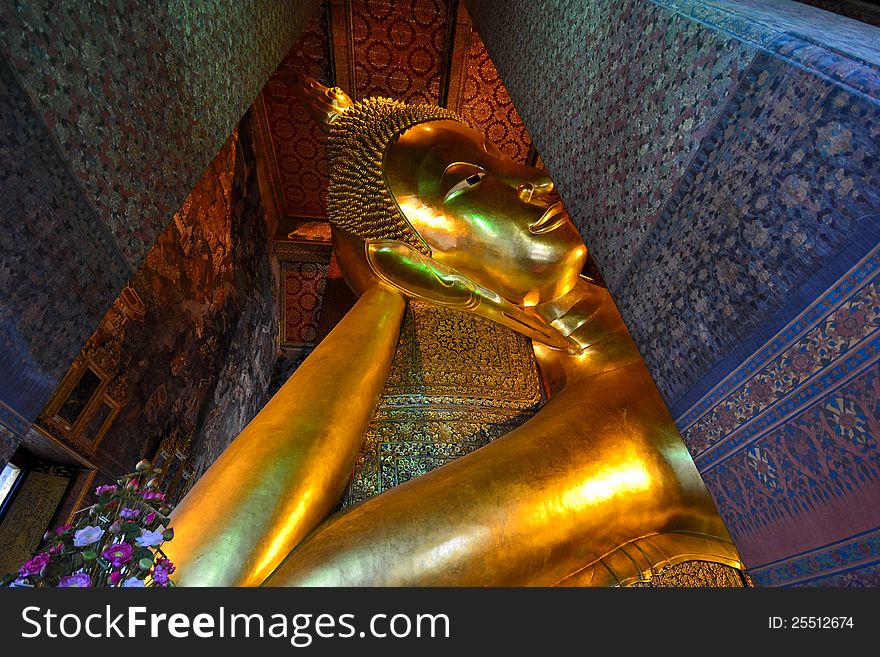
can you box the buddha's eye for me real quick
[441,163,486,202]
[445,172,485,201]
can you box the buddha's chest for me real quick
[340,301,545,507]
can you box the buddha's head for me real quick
[303,79,586,307]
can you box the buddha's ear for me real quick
[365,239,477,308]
[365,239,576,350]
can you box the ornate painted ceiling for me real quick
[257,0,540,228]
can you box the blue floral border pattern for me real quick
[679,242,880,583]
[750,527,880,586]
[682,244,880,466]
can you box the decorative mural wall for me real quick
[33,112,278,495]
[465,0,880,585]
[458,29,533,163]
[262,6,333,219]
[0,0,319,447]
[351,0,449,104]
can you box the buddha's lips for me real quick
[529,202,568,234]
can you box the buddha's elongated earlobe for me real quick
[365,239,577,351]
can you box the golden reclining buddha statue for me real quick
[165,77,745,587]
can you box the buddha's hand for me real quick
[365,239,576,350]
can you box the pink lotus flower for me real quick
[102,542,133,568]
[109,571,123,585]
[141,491,165,501]
[95,484,117,496]
[144,511,156,525]
[58,573,91,587]
[54,524,74,536]
[19,552,51,577]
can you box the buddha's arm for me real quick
[165,285,405,586]
[262,354,731,587]
[261,279,736,586]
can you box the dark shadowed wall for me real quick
[0,1,320,451]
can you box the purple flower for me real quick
[135,529,164,547]
[143,511,156,525]
[109,571,123,585]
[152,564,171,586]
[152,558,176,586]
[73,525,105,547]
[54,524,74,536]
[119,507,140,520]
[58,573,91,588]
[95,484,117,496]
[122,577,145,588]
[102,542,133,568]
[19,552,51,577]
[157,558,175,573]
[141,491,165,501]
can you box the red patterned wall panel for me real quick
[351,0,449,104]
[534,152,547,173]
[282,262,330,345]
[459,29,532,164]
[263,6,333,218]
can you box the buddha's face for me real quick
[384,120,587,306]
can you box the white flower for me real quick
[73,525,105,547]
[122,577,145,587]
[135,529,165,547]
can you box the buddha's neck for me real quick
[532,277,644,384]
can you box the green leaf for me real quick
[133,547,152,561]
[122,522,140,536]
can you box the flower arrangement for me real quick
[2,459,176,587]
